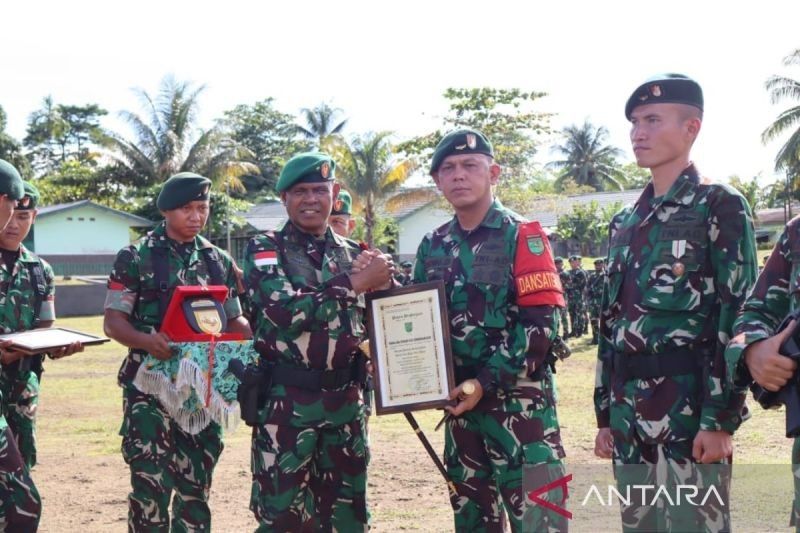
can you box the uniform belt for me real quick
[613,345,710,381]
[271,362,360,391]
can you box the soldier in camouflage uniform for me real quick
[554,257,570,338]
[414,129,566,532]
[566,255,587,337]
[0,182,84,471]
[593,74,756,531]
[0,160,41,531]
[586,259,605,345]
[726,218,800,528]
[104,172,251,532]
[245,152,393,531]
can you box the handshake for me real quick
[349,249,397,294]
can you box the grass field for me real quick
[33,314,797,531]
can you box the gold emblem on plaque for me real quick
[189,298,224,334]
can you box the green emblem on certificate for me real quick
[405,322,413,333]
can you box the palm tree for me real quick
[104,76,255,189]
[296,103,347,150]
[762,49,800,219]
[334,131,414,246]
[548,120,625,192]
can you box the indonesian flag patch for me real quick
[254,250,278,267]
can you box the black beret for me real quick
[430,128,493,174]
[157,172,212,210]
[0,159,25,201]
[277,152,335,193]
[625,73,703,120]
[569,255,581,261]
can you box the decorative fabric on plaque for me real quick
[133,340,258,434]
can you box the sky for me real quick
[1,0,799,186]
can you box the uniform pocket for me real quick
[606,245,629,304]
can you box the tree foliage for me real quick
[24,97,107,174]
[556,200,622,255]
[334,131,414,246]
[219,99,311,198]
[763,49,800,174]
[296,103,347,150]
[0,105,30,177]
[549,120,625,192]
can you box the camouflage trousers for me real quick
[558,304,570,338]
[250,418,369,532]
[0,425,40,531]
[0,370,39,469]
[567,300,586,336]
[444,385,566,532]
[588,303,601,342]
[613,434,730,532]
[120,386,224,533]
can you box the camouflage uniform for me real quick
[594,166,756,531]
[586,267,605,344]
[726,216,800,528]
[0,403,40,531]
[556,266,571,337]
[244,221,369,532]
[566,266,587,337]
[105,221,242,532]
[0,245,55,469]
[414,199,565,532]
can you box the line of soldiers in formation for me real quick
[0,71,797,533]
[554,255,606,345]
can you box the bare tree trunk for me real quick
[365,192,375,248]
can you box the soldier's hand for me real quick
[444,379,483,417]
[692,430,732,464]
[350,253,393,293]
[0,340,24,365]
[50,341,84,359]
[742,322,799,391]
[351,249,378,274]
[147,332,173,361]
[594,428,613,459]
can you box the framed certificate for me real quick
[0,327,110,355]
[366,280,455,415]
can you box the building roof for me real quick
[388,187,644,228]
[36,200,154,227]
[241,201,288,232]
[755,205,800,226]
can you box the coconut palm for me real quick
[762,49,800,181]
[104,76,255,189]
[334,131,414,246]
[296,103,347,150]
[549,120,625,192]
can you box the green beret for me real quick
[625,73,703,119]
[331,189,352,216]
[0,159,25,201]
[156,172,212,210]
[430,128,493,174]
[554,257,564,263]
[276,152,335,193]
[569,255,581,261]
[401,261,413,268]
[16,181,40,210]
[594,258,605,265]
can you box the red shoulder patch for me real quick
[514,221,565,307]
